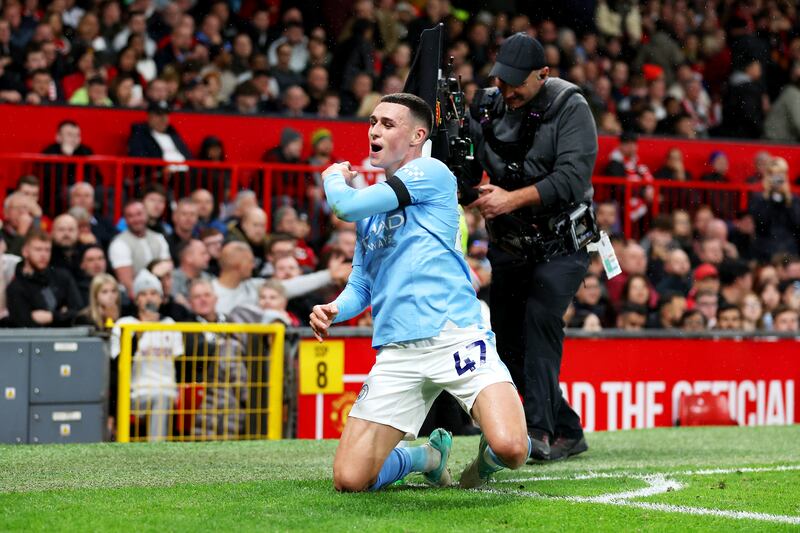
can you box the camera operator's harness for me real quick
[470,89,600,263]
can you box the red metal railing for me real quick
[590,176,773,239]
[0,154,385,230]
[0,153,785,239]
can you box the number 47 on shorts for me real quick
[453,340,486,376]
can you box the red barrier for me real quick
[595,135,800,183]
[4,103,800,182]
[0,104,370,163]
[296,336,799,439]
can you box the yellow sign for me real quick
[299,340,344,394]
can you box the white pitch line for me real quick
[613,501,800,526]
[481,474,679,504]
[480,465,800,526]
[575,475,683,503]
[673,464,800,476]
[502,464,800,484]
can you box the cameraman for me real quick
[749,156,800,262]
[468,33,597,461]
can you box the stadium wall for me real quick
[0,104,369,163]
[296,336,799,438]
[4,104,800,181]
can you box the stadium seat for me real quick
[676,392,737,426]
[175,384,206,435]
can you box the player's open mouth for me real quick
[370,143,382,153]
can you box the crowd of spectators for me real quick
[0,0,799,340]
[1,0,800,141]
[565,157,800,333]
[5,0,800,442]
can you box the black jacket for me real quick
[7,262,83,327]
[719,72,766,139]
[159,297,192,322]
[91,215,118,250]
[50,244,86,278]
[127,123,193,160]
[749,194,800,262]
[469,78,598,212]
[178,313,229,383]
[2,227,25,256]
[39,143,96,216]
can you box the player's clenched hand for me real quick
[322,162,358,182]
[310,303,339,342]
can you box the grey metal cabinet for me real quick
[29,403,104,444]
[29,339,108,404]
[0,341,29,444]
[0,331,108,444]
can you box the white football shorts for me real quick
[348,324,514,438]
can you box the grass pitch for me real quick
[1,426,799,531]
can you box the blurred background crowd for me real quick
[1,0,800,338]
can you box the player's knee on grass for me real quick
[333,466,372,492]
[489,435,529,470]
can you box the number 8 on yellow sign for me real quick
[299,340,345,395]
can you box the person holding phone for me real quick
[110,269,184,442]
[750,157,800,262]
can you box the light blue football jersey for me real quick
[326,156,484,348]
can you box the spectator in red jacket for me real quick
[604,131,654,223]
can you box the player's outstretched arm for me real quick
[323,162,400,222]
[309,262,371,341]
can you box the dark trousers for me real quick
[489,249,589,439]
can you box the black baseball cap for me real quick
[489,32,546,86]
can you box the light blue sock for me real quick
[369,448,413,491]
[407,444,437,472]
[480,444,508,475]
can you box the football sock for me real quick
[408,443,441,473]
[369,448,413,491]
[368,443,442,491]
[479,443,507,476]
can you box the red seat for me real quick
[677,392,737,426]
[175,383,206,434]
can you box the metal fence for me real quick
[0,153,385,231]
[115,322,285,443]
[0,153,785,240]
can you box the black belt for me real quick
[485,203,599,263]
